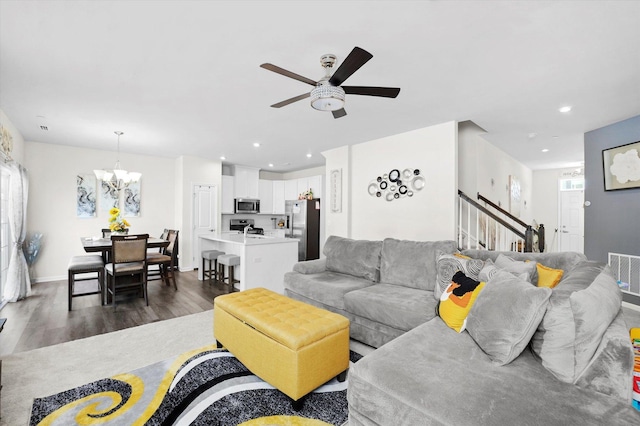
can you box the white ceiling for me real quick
[1,1,639,172]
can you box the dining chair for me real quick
[105,234,149,308]
[101,228,112,238]
[147,230,179,290]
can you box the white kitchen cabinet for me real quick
[258,179,273,214]
[272,180,285,214]
[221,175,235,214]
[233,165,260,199]
[308,175,323,200]
[297,178,309,197]
[284,179,298,201]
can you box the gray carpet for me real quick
[1,310,215,426]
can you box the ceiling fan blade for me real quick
[332,108,347,119]
[343,86,401,98]
[328,47,373,86]
[271,93,310,108]
[260,63,317,86]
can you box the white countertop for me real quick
[199,233,297,246]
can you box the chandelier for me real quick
[93,131,141,191]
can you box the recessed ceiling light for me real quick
[220,156,226,160]
[253,142,261,148]
[268,163,274,167]
[541,148,549,153]
[559,106,572,113]
[306,153,312,158]
[528,133,537,138]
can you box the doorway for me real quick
[558,178,584,253]
[192,184,217,269]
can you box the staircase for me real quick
[457,190,545,253]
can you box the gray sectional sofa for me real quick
[283,236,640,425]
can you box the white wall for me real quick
[324,122,458,241]
[457,120,483,197]
[25,142,176,281]
[175,156,222,270]
[475,138,533,224]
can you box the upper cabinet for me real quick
[221,175,235,214]
[258,179,274,214]
[233,165,260,199]
[272,180,286,214]
[284,179,298,201]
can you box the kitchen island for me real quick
[198,233,298,294]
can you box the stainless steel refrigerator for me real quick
[285,199,320,261]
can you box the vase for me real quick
[111,229,129,236]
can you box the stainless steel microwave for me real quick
[234,198,260,214]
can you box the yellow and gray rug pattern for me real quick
[30,345,362,425]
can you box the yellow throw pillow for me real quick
[536,263,564,288]
[438,271,485,333]
[453,252,472,260]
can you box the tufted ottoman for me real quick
[213,287,350,408]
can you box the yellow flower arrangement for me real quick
[108,207,130,233]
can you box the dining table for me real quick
[80,236,170,304]
[81,236,170,254]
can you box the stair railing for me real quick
[458,190,543,252]
[476,192,545,252]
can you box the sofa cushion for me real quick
[283,270,374,311]
[435,251,484,298]
[494,253,537,283]
[530,261,623,383]
[380,238,457,291]
[323,235,382,282]
[462,249,587,275]
[348,319,640,426]
[437,271,485,333]
[344,284,438,332]
[466,269,551,365]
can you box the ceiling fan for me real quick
[260,47,400,119]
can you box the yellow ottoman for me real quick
[213,287,350,408]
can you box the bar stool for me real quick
[68,254,105,311]
[202,250,225,282]
[218,254,240,292]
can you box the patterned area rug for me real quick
[30,345,362,425]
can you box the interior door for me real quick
[192,184,217,269]
[559,190,584,253]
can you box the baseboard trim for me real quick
[622,301,640,312]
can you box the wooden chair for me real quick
[67,255,105,310]
[147,230,179,290]
[105,234,149,308]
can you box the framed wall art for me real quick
[76,174,97,217]
[603,141,640,191]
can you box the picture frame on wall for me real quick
[602,140,640,191]
[76,174,97,218]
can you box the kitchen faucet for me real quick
[244,224,253,238]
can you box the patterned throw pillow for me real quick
[437,271,485,333]
[435,251,484,299]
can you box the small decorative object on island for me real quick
[368,168,425,201]
[108,207,130,234]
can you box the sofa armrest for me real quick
[292,258,327,274]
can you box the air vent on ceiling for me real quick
[39,125,48,131]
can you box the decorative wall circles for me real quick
[369,168,425,201]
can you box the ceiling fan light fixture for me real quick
[310,84,345,111]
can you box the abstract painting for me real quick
[123,180,141,217]
[603,141,640,191]
[509,175,521,217]
[76,174,97,217]
[100,180,119,211]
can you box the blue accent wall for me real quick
[584,115,640,304]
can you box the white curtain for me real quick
[4,163,30,302]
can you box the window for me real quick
[560,178,584,191]
[1,166,11,305]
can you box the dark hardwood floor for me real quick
[0,270,227,356]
